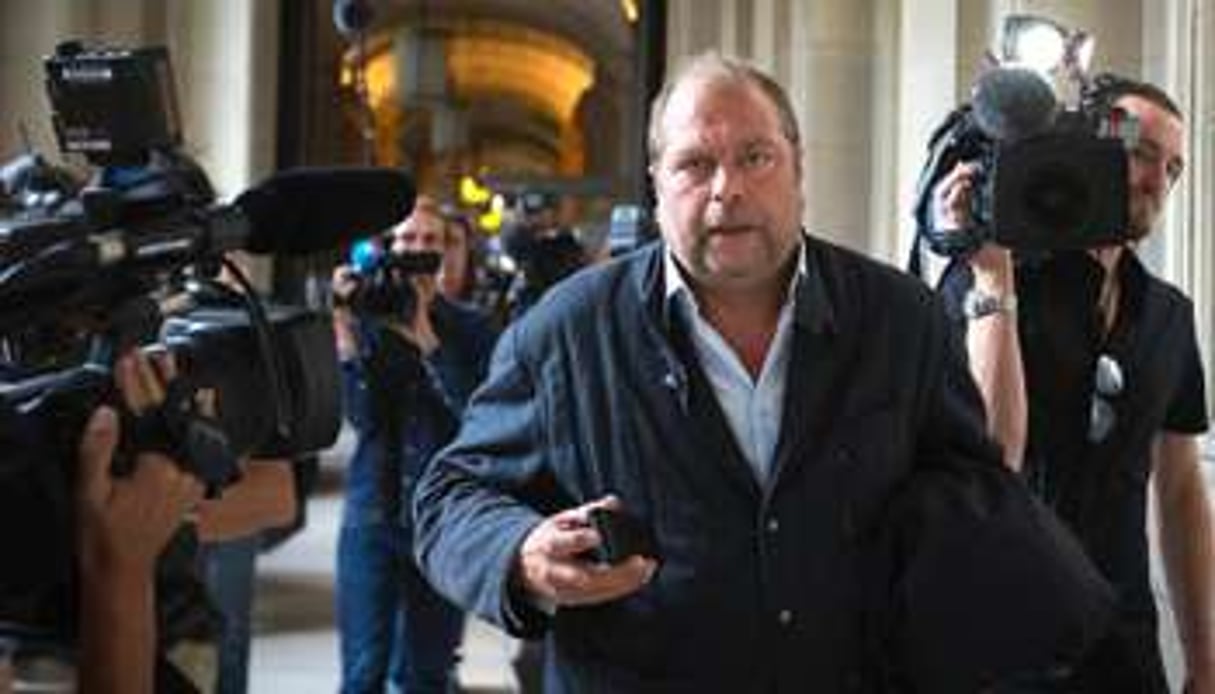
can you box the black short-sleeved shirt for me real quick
[940,249,1208,693]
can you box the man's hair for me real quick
[646,51,802,162]
[396,194,446,242]
[1088,72,1183,120]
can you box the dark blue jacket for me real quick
[413,238,1097,692]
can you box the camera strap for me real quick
[126,378,240,497]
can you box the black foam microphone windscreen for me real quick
[236,167,415,255]
[971,67,1058,142]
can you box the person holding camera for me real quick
[929,75,1214,693]
[330,196,497,693]
[410,52,1116,692]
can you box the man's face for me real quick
[1119,94,1184,241]
[650,76,803,294]
[392,209,446,258]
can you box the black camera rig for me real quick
[913,65,1137,257]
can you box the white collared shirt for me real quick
[664,244,806,486]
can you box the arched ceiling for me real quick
[373,0,637,88]
[335,0,644,194]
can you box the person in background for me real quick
[331,196,497,693]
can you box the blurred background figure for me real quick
[498,192,590,321]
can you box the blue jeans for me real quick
[336,522,463,693]
[201,535,260,694]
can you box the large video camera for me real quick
[341,236,441,321]
[913,15,1139,257]
[0,41,412,641]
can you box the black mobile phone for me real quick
[587,507,659,564]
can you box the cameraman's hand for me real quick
[933,161,1013,287]
[76,368,201,694]
[77,404,204,575]
[513,495,658,608]
[397,279,440,355]
[932,161,981,232]
[78,351,203,574]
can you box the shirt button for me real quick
[766,517,780,533]
[777,609,793,626]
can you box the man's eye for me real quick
[676,157,713,175]
[741,147,775,169]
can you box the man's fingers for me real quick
[542,524,600,558]
[78,406,120,506]
[114,352,165,414]
[553,556,659,606]
[144,346,177,384]
[130,452,205,519]
[551,494,623,530]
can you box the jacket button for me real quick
[777,609,793,626]
[766,517,780,534]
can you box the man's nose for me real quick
[709,162,742,202]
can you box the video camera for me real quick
[0,41,413,641]
[340,236,441,321]
[913,15,1139,257]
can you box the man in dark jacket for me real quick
[413,52,1104,693]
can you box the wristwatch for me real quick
[962,289,1017,320]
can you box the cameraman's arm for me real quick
[933,161,1027,470]
[965,247,1026,470]
[195,458,296,542]
[76,405,203,694]
[1154,433,1215,691]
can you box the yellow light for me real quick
[478,193,506,232]
[459,175,492,206]
[620,0,639,24]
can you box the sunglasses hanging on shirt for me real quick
[1088,353,1124,443]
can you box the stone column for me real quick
[881,0,963,263]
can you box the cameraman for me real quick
[330,196,497,693]
[930,75,1215,693]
